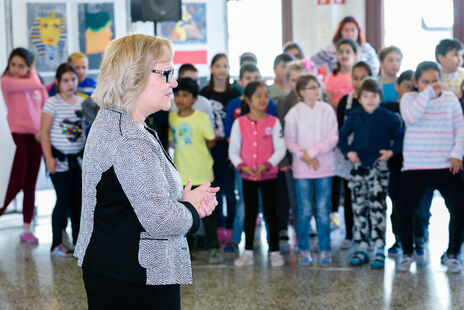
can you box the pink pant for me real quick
[0,133,42,223]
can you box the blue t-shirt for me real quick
[48,77,97,98]
[381,81,398,103]
[224,97,277,138]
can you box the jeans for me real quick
[212,141,236,230]
[295,177,332,252]
[232,169,245,243]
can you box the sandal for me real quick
[371,252,385,269]
[350,251,369,266]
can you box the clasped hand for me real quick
[300,149,320,170]
[182,180,220,218]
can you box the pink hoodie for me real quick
[284,101,338,179]
[1,69,48,134]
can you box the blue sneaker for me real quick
[388,242,401,258]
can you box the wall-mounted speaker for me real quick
[131,0,181,22]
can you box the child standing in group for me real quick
[382,70,434,261]
[229,81,286,267]
[285,74,338,265]
[333,61,372,250]
[223,63,276,251]
[398,61,464,273]
[170,64,215,127]
[48,52,97,98]
[268,53,295,103]
[276,61,306,252]
[436,39,464,96]
[40,63,85,257]
[378,46,402,103]
[200,53,240,264]
[169,78,216,257]
[0,47,48,243]
[325,38,358,108]
[339,78,403,269]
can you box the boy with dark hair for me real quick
[232,52,258,95]
[435,38,464,95]
[169,77,216,260]
[47,52,97,98]
[378,46,403,103]
[170,63,214,127]
[268,53,295,102]
[339,78,403,269]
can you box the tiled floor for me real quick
[0,190,463,309]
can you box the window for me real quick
[227,0,282,79]
[384,0,454,71]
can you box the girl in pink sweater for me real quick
[229,81,286,267]
[284,74,338,265]
[0,48,47,243]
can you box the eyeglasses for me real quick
[302,85,320,91]
[152,68,175,83]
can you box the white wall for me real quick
[292,0,365,60]
[0,0,7,75]
[11,0,128,78]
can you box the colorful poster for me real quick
[27,3,67,72]
[78,3,115,70]
[160,3,206,44]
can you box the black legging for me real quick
[242,179,279,251]
[50,166,82,250]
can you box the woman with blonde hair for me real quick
[74,34,219,309]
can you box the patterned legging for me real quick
[348,161,389,250]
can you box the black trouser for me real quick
[50,167,82,250]
[342,180,353,240]
[399,169,464,256]
[83,269,180,310]
[242,179,279,251]
[276,170,290,231]
[389,164,434,243]
[190,185,218,250]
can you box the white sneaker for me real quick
[234,250,254,267]
[445,255,462,273]
[398,255,414,272]
[270,251,285,267]
[62,230,74,251]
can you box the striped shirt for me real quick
[42,94,85,172]
[400,86,464,170]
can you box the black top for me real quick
[337,94,360,129]
[382,101,404,169]
[200,86,240,139]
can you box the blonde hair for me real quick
[92,34,173,114]
[285,61,305,81]
[67,52,87,62]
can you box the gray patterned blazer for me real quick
[74,108,200,285]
